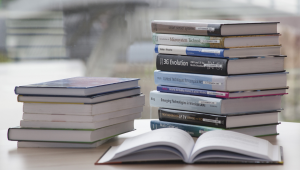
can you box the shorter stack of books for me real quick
[150,19,288,137]
[9,77,145,148]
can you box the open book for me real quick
[95,128,283,164]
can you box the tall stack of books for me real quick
[8,77,145,148]
[150,20,287,137]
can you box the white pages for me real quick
[97,128,282,164]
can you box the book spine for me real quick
[150,120,221,137]
[155,45,226,58]
[154,70,227,91]
[152,33,225,48]
[158,108,227,128]
[151,21,221,36]
[157,86,229,98]
[156,54,228,75]
[150,91,222,114]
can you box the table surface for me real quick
[1,119,300,170]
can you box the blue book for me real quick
[150,120,279,137]
[157,85,229,98]
[15,77,139,96]
[154,45,281,58]
[150,90,282,115]
[154,70,287,91]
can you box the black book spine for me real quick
[156,54,228,76]
[158,108,227,128]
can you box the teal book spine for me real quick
[150,90,222,114]
[152,33,225,48]
[150,120,220,137]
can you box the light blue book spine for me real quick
[150,90,222,114]
[150,120,220,137]
[155,45,227,58]
[154,70,227,91]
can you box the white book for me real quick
[8,121,134,143]
[23,94,145,115]
[20,112,141,129]
[22,106,143,122]
[96,128,283,164]
[18,138,111,148]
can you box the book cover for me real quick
[157,86,229,98]
[154,70,227,91]
[156,54,228,75]
[151,20,279,36]
[152,33,280,48]
[16,77,139,89]
[155,45,226,58]
[158,108,227,128]
[150,120,279,137]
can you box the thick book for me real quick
[18,87,141,104]
[8,120,134,143]
[23,94,145,115]
[18,138,111,148]
[150,91,281,115]
[155,45,281,58]
[95,128,283,164]
[156,54,285,75]
[15,77,139,96]
[151,120,279,137]
[151,20,279,36]
[157,86,288,99]
[158,108,279,128]
[22,106,143,123]
[152,33,280,48]
[154,70,287,91]
[20,112,141,129]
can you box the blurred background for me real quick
[0,0,300,130]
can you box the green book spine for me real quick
[152,33,225,48]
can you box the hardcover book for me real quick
[151,20,279,36]
[154,70,287,91]
[158,108,279,128]
[22,106,143,123]
[18,87,141,104]
[156,54,285,75]
[150,90,282,115]
[155,45,281,58]
[157,86,288,99]
[152,33,280,48]
[23,94,145,115]
[8,120,134,143]
[150,120,279,137]
[95,128,283,164]
[20,112,141,129]
[15,77,139,96]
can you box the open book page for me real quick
[189,130,279,163]
[111,128,195,162]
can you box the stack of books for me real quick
[150,20,288,137]
[8,77,145,148]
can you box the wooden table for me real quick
[1,119,300,170]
